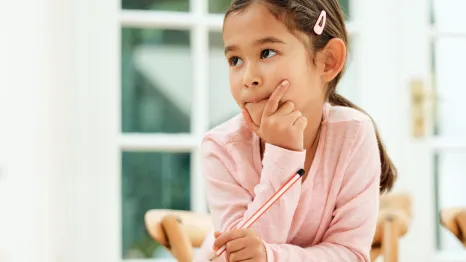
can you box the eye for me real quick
[260,49,277,59]
[228,57,244,67]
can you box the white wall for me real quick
[0,0,93,261]
[0,0,55,261]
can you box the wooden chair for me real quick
[145,193,411,262]
[440,207,466,247]
[370,192,411,262]
[144,210,213,262]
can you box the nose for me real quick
[242,63,263,88]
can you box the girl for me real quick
[197,0,397,261]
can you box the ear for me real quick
[319,38,346,82]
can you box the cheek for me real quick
[229,73,243,106]
[284,70,322,109]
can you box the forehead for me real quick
[222,3,292,45]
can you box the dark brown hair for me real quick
[225,0,397,194]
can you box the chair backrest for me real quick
[145,209,213,245]
[440,207,466,247]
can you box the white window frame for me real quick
[428,6,466,261]
[116,1,360,261]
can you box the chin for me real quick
[244,102,266,126]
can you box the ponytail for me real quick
[329,92,397,194]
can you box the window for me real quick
[430,0,466,254]
[119,0,357,259]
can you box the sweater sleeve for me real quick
[202,135,305,254]
[262,120,381,262]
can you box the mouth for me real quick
[244,96,270,105]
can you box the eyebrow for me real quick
[224,36,286,55]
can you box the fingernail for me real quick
[281,80,289,87]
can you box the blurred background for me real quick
[1,0,466,261]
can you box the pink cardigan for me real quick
[196,103,381,262]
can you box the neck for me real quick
[302,105,323,150]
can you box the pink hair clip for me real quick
[313,10,326,35]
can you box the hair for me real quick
[225,0,397,194]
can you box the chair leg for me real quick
[162,215,193,262]
[382,216,399,262]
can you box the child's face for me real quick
[223,3,326,126]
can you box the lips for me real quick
[244,94,270,105]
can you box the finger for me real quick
[263,80,289,117]
[275,101,295,116]
[294,116,308,129]
[241,108,259,133]
[228,247,253,262]
[225,237,247,253]
[287,110,302,123]
[214,231,222,238]
[213,229,247,250]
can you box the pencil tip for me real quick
[297,168,305,176]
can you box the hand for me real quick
[213,229,267,262]
[242,80,307,151]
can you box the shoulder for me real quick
[200,114,258,186]
[202,114,252,145]
[201,113,254,156]
[325,104,376,142]
[324,105,381,189]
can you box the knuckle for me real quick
[226,241,231,250]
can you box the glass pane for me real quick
[122,0,189,12]
[207,32,358,128]
[429,0,435,25]
[208,0,230,14]
[209,0,351,20]
[432,0,466,33]
[339,0,350,20]
[121,151,191,259]
[432,38,466,136]
[208,32,240,128]
[122,28,192,133]
[435,152,466,251]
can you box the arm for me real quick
[202,135,305,245]
[262,120,381,262]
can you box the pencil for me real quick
[209,168,305,261]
